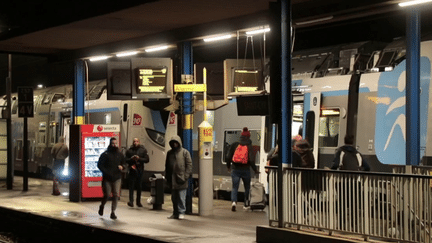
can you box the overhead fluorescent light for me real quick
[203,34,232,42]
[246,28,270,35]
[89,56,110,62]
[399,0,432,7]
[296,16,334,26]
[145,45,169,52]
[116,51,138,57]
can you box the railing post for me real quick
[364,175,370,236]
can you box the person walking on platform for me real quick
[97,137,126,220]
[125,138,149,207]
[165,135,192,220]
[51,137,69,196]
[227,127,259,211]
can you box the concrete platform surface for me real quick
[0,177,268,243]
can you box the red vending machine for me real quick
[69,124,120,202]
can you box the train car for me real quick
[2,80,176,182]
[292,37,432,171]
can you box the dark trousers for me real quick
[128,173,143,204]
[101,179,121,212]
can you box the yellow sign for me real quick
[174,84,206,92]
[235,86,258,92]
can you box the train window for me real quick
[104,113,112,124]
[49,122,57,146]
[145,128,165,147]
[11,98,18,114]
[223,129,261,164]
[52,94,65,103]
[38,122,46,145]
[305,111,315,147]
[43,94,53,104]
[318,108,340,148]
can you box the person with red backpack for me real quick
[226,127,259,211]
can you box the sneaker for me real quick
[231,202,236,212]
[98,205,104,216]
[178,214,185,220]
[243,205,250,210]
[136,202,143,207]
[127,202,134,207]
[167,214,179,219]
[110,212,117,220]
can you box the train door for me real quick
[305,92,321,168]
[62,117,71,176]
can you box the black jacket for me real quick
[226,136,258,172]
[125,145,149,175]
[331,145,370,171]
[97,147,126,182]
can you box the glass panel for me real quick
[318,108,340,148]
[52,94,65,103]
[146,128,165,147]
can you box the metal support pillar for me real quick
[6,55,13,190]
[73,60,85,125]
[406,8,420,166]
[180,42,194,214]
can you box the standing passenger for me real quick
[227,127,259,211]
[125,138,149,207]
[51,137,69,196]
[165,135,192,220]
[97,137,126,220]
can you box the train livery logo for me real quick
[375,57,430,165]
[133,114,142,126]
[97,125,103,132]
[169,112,176,125]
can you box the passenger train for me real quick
[4,35,432,194]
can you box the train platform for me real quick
[0,177,267,243]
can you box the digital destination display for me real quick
[232,69,261,92]
[136,67,167,93]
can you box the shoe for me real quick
[110,212,117,220]
[127,202,134,207]
[52,191,60,196]
[167,214,179,219]
[231,202,236,212]
[178,214,185,220]
[136,202,143,207]
[243,206,251,210]
[98,205,104,216]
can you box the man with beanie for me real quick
[125,138,149,207]
[97,137,126,220]
[51,137,69,195]
[226,127,259,211]
[165,135,192,220]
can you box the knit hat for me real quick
[241,127,251,137]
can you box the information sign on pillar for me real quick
[17,87,34,118]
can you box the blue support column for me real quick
[406,8,421,166]
[73,60,85,125]
[180,42,194,214]
[280,0,292,166]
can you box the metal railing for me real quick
[267,167,432,242]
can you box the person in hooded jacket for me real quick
[226,127,259,211]
[292,139,315,168]
[97,137,126,220]
[331,135,370,171]
[125,138,149,207]
[165,135,192,220]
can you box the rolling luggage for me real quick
[249,182,266,210]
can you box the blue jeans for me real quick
[231,169,251,203]
[171,188,187,216]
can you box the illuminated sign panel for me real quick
[232,69,261,92]
[136,67,167,93]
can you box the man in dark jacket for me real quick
[97,137,126,220]
[331,135,370,171]
[51,137,69,195]
[227,127,259,211]
[125,138,149,207]
[165,135,192,220]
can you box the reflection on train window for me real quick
[49,122,57,145]
[104,113,112,124]
[145,128,165,147]
[223,129,261,164]
[52,94,65,103]
[318,108,340,148]
[38,122,46,145]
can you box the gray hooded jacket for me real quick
[165,135,193,190]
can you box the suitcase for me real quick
[249,182,266,210]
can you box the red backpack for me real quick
[232,144,248,164]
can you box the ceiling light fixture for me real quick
[145,45,169,52]
[116,51,138,57]
[295,16,334,26]
[89,56,110,62]
[246,28,271,35]
[203,34,232,42]
[399,0,432,7]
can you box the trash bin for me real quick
[149,174,164,210]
